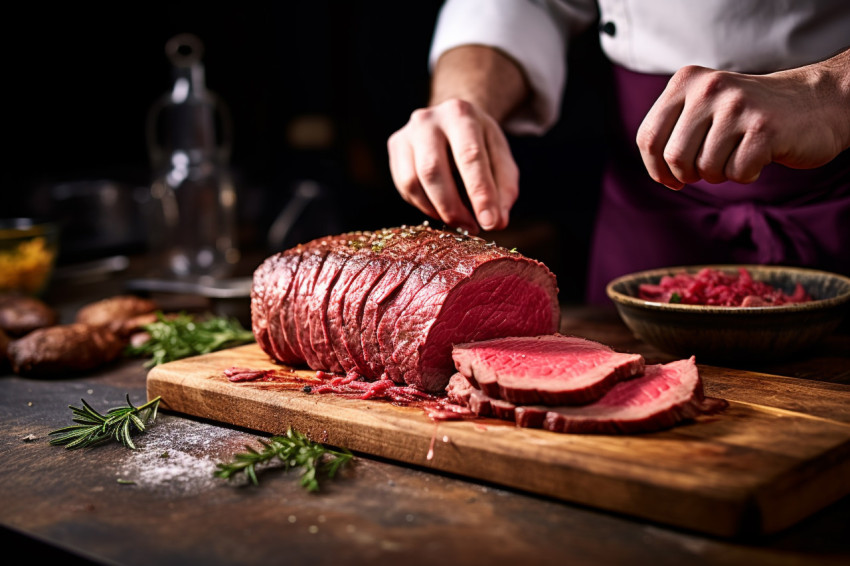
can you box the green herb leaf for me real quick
[214,427,353,490]
[48,395,162,450]
[125,311,255,367]
[669,292,682,304]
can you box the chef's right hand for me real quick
[387,98,519,234]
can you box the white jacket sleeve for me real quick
[429,0,598,135]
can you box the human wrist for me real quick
[429,45,530,123]
[807,48,850,150]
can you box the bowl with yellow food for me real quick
[0,218,60,296]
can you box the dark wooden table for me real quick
[2,257,848,566]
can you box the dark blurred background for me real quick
[3,1,610,304]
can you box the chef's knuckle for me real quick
[387,131,402,153]
[663,147,688,170]
[746,114,773,138]
[455,142,486,167]
[417,158,443,184]
[441,98,474,118]
[697,71,733,99]
[719,90,749,118]
[669,65,704,91]
[409,107,434,126]
[636,126,662,155]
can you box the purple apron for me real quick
[585,65,850,304]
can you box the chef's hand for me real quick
[636,48,850,190]
[388,98,519,234]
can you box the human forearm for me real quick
[429,45,531,124]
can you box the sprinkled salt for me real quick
[112,415,258,496]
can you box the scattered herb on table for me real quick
[125,311,255,367]
[214,427,353,491]
[48,394,161,450]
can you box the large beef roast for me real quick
[251,224,560,392]
[451,334,645,405]
[447,356,727,434]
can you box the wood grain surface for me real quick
[146,343,850,538]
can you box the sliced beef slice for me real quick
[250,252,276,355]
[283,246,324,366]
[448,357,727,434]
[386,237,526,386]
[257,251,303,365]
[395,252,560,392]
[341,256,392,377]
[377,234,490,384]
[516,357,728,434]
[337,226,433,377]
[359,232,445,380]
[292,235,354,371]
[307,232,373,373]
[327,253,373,374]
[446,373,517,421]
[366,234,461,381]
[452,334,644,405]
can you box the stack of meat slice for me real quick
[251,224,560,392]
[448,334,727,434]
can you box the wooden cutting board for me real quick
[146,343,850,538]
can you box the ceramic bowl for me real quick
[0,218,60,296]
[605,265,850,363]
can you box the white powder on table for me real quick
[113,416,260,496]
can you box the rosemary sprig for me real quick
[48,395,161,450]
[214,427,353,491]
[125,311,255,367]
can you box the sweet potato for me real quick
[8,323,125,377]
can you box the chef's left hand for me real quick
[636,48,850,190]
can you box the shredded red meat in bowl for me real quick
[606,265,850,362]
[637,267,812,307]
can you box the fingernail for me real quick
[479,209,496,230]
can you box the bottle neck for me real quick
[147,34,232,173]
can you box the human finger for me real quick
[637,103,687,190]
[724,129,772,184]
[387,132,441,219]
[637,68,711,190]
[441,107,502,230]
[410,126,478,231]
[662,102,712,185]
[694,117,743,184]
[482,115,519,229]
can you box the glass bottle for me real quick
[145,33,238,280]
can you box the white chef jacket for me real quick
[429,0,850,135]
